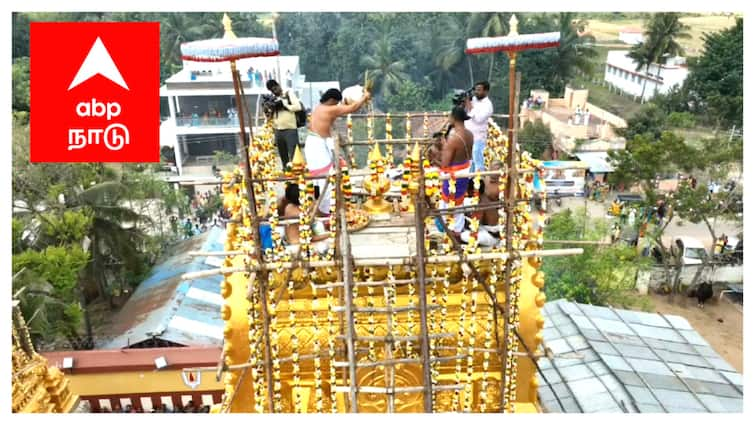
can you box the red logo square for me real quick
[30,22,160,162]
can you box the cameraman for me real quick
[266,79,302,167]
[464,81,494,172]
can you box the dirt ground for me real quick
[586,14,739,54]
[634,292,743,373]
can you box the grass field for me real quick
[586,14,739,55]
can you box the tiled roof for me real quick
[538,299,743,413]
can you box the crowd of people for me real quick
[169,189,227,240]
[248,67,294,90]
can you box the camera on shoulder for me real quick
[452,88,474,107]
[261,93,282,118]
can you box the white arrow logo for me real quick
[68,37,129,91]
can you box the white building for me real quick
[159,56,339,177]
[618,27,644,45]
[604,50,689,102]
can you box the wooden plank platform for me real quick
[348,216,417,260]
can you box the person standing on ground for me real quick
[464,81,494,173]
[267,79,303,168]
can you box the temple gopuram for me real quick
[12,301,79,413]
[174,14,581,413]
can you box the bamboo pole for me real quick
[179,248,584,280]
[230,61,275,413]
[414,145,434,413]
[331,305,441,314]
[333,384,465,394]
[336,137,359,413]
[500,66,521,413]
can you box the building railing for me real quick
[175,116,240,127]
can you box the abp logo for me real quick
[30,22,160,162]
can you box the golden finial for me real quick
[410,141,420,163]
[222,13,237,40]
[509,14,519,36]
[368,143,384,162]
[291,145,306,174]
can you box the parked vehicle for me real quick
[673,236,707,265]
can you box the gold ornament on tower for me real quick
[362,143,392,214]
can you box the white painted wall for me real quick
[604,51,689,101]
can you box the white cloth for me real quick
[461,225,500,247]
[304,131,335,215]
[439,199,466,233]
[465,96,493,142]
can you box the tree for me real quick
[518,119,553,159]
[12,57,29,122]
[13,245,91,348]
[553,13,597,82]
[668,137,742,291]
[644,13,691,77]
[608,131,694,286]
[158,13,219,81]
[627,42,655,101]
[361,36,411,101]
[618,103,667,141]
[434,14,476,89]
[384,79,431,112]
[468,13,509,82]
[542,209,649,307]
[684,18,742,129]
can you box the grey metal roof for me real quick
[538,299,743,413]
[98,227,226,349]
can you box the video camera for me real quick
[452,88,474,106]
[261,93,283,118]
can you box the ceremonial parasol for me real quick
[179,13,278,412]
[464,14,560,413]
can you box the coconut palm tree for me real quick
[159,13,219,80]
[553,13,598,82]
[645,13,691,76]
[65,181,151,307]
[434,15,476,89]
[468,13,509,82]
[631,13,691,102]
[361,36,410,99]
[627,41,656,102]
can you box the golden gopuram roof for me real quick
[176,111,580,413]
[12,302,79,413]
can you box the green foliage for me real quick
[542,209,649,306]
[619,103,667,140]
[13,246,90,302]
[12,57,29,115]
[685,18,743,128]
[12,218,25,254]
[385,80,431,112]
[40,209,93,246]
[644,13,691,61]
[13,12,599,115]
[518,119,553,160]
[608,131,692,197]
[665,111,696,129]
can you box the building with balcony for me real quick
[523,87,627,154]
[604,50,689,102]
[159,55,339,179]
[522,87,628,181]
